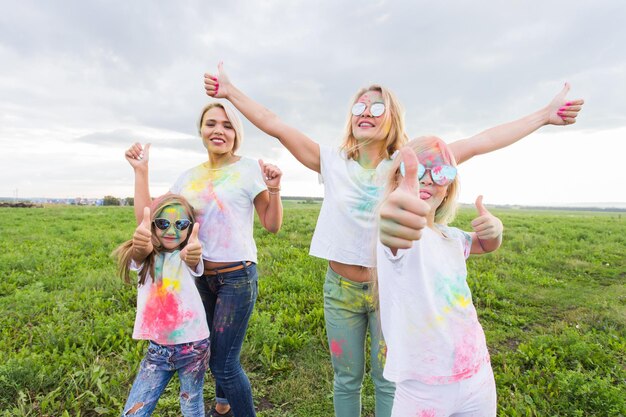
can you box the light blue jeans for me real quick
[122,338,210,417]
[323,267,395,417]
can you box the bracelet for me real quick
[268,190,280,195]
[267,186,280,195]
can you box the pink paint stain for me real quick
[416,409,437,417]
[141,282,185,340]
[330,339,345,357]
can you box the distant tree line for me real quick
[103,196,134,206]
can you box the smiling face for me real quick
[200,106,237,156]
[154,204,191,251]
[350,90,390,143]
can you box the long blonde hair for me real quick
[113,194,196,285]
[339,85,409,161]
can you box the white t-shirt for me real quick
[377,225,490,385]
[170,157,267,263]
[309,146,394,267]
[131,251,209,345]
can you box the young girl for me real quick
[114,194,210,417]
[203,63,581,417]
[377,137,503,417]
[125,102,283,417]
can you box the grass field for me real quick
[0,202,624,416]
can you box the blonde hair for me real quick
[113,194,196,286]
[198,102,244,154]
[339,85,409,161]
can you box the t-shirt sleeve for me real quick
[446,226,472,259]
[187,259,204,277]
[248,158,269,199]
[169,170,188,194]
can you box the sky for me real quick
[1,0,625,206]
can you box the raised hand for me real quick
[180,223,202,267]
[259,159,282,189]
[379,147,430,250]
[204,61,231,99]
[133,206,153,258]
[470,195,503,241]
[546,83,584,126]
[125,142,151,172]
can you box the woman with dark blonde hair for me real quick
[125,101,283,417]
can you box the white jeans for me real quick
[391,364,497,417]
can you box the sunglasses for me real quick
[351,102,386,117]
[153,218,192,231]
[400,162,457,186]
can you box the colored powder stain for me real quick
[376,339,387,367]
[330,339,345,357]
[141,278,188,340]
[454,294,470,308]
[417,409,437,417]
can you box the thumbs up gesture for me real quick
[546,83,584,126]
[204,61,231,99]
[379,147,430,251]
[470,195,503,241]
[132,207,153,260]
[125,142,151,173]
[180,223,202,268]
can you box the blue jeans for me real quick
[122,338,210,417]
[195,262,259,417]
[324,267,395,417]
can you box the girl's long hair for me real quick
[113,193,196,286]
[370,136,460,308]
[339,85,409,162]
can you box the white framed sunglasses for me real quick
[351,102,386,117]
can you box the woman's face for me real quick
[350,91,390,143]
[154,204,190,251]
[201,106,236,155]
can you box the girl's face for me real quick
[417,148,450,215]
[154,204,191,251]
[201,106,236,156]
[351,91,390,143]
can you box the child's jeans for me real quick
[391,363,497,417]
[324,266,395,417]
[195,261,259,417]
[122,338,210,417]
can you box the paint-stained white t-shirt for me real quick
[170,157,267,263]
[309,146,394,267]
[377,225,490,385]
[131,251,209,345]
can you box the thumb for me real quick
[189,223,200,241]
[258,159,265,170]
[141,206,151,228]
[557,82,571,100]
[475,195,488,216]
[398,147,419,193]
[218,61,224,76]
[143,143,151,159]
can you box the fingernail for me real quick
[211,76,217,81]
[565,102,572,106]
[557,111,563,116]
[559,107,565,111]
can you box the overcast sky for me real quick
[1,0,625,206]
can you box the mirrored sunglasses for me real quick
[400,162,457,186]
[153,218,192,231]
[351,102,386,117]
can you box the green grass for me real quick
[0,203,624,416]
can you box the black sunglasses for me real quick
[153,218,192,231]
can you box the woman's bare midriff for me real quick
[329,260,372,283]
[203,260,244,270]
